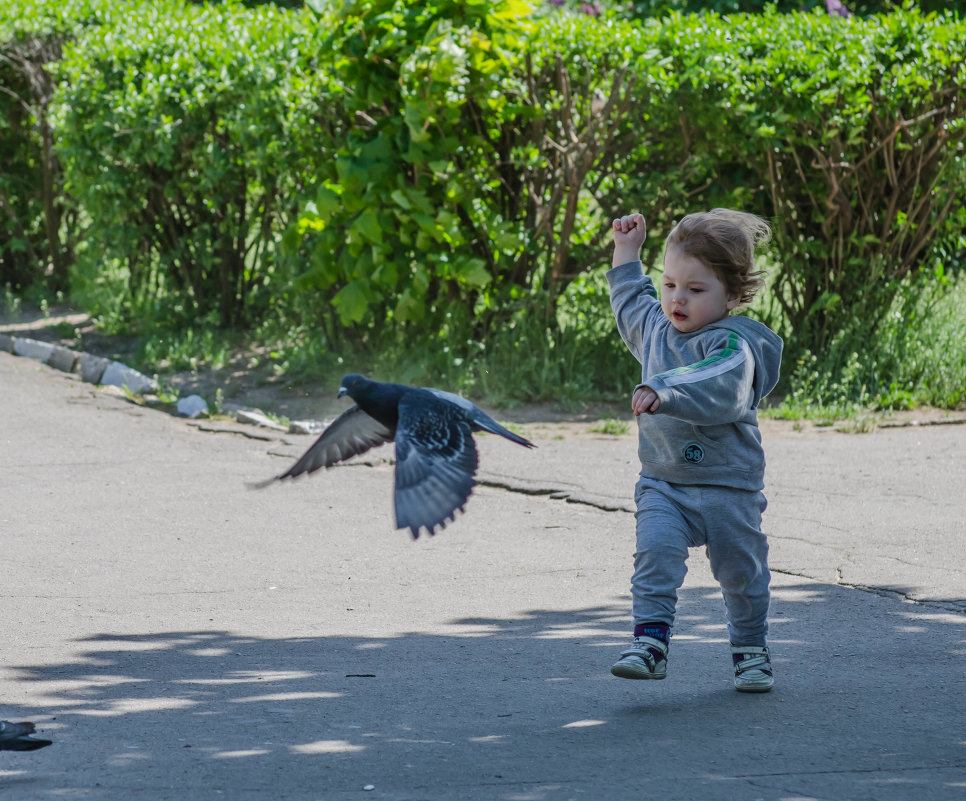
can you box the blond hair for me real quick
[665,209,770,306]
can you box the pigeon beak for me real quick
[337,386,348,399]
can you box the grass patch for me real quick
[765,272,966,424]
[588,417,631,436]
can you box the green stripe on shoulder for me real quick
[658,331,740,378]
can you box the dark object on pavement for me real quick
[0,720,53,751]
[254,374,535,538]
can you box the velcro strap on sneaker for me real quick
[619,636,667,667]
[734,655,770,674]
[629,636,668,655]
[618,648,657,669]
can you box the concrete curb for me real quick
[0,332,321,435]
[4,334,157,394]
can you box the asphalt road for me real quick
[2,351,964,800]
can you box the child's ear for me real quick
[726,294,741,311]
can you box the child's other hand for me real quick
[632,385,660,415]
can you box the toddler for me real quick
[607,209,783,692]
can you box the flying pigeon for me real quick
[0,720,52,751]
[254,374,535,538]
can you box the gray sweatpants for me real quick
[632,475,771,646]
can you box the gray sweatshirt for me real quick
[607,260,783,491]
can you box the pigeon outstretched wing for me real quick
[252,404,392,488]
[393,392,479,538]
[0,721,52,751]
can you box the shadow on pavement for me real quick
[4,584,965,800]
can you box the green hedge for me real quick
[0,0,107,292]
[51,0,329,329]
[637,6,966,362]
[0,0,147,293]
[3,0,963,401]
[291,0,533,340]
[294,2,966,369]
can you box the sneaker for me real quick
[610,636,668,680]
[731,645,774,693]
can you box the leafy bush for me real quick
[709,8,966,365]
[52,0,327,330]
[292,1,731,345]
[774,271,966,417]
[0,0,108,292]
[288,2,965,390]
[293,0,535,334]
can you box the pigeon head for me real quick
[337,373,368,400]
[336,374,403,429]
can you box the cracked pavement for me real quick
[475,418,966,613]
[2,351,965,800]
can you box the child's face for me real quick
[660,245,739,333]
